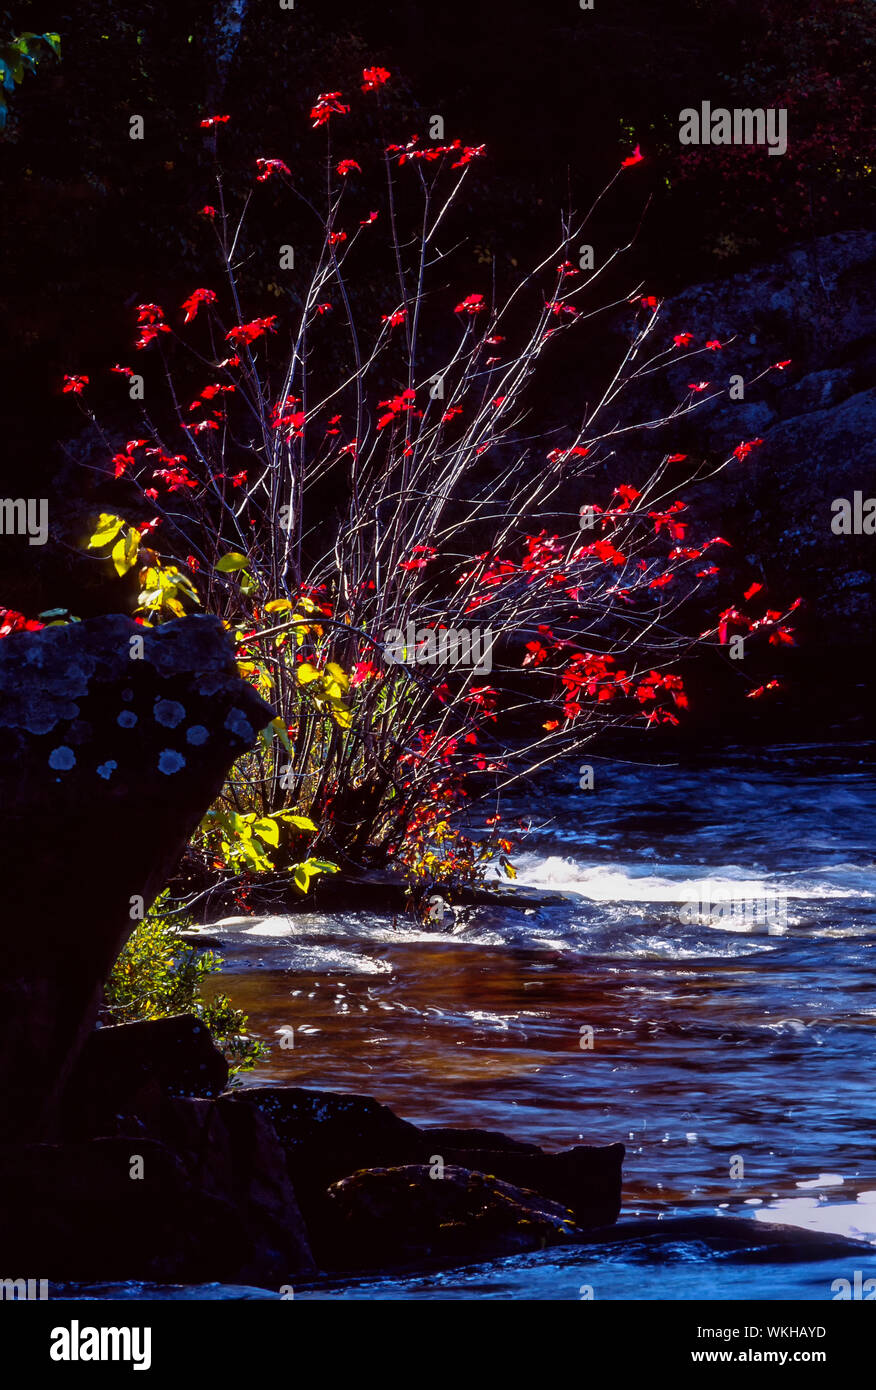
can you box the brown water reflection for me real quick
[211,922,876,1215]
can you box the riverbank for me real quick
[195,741,876,1298]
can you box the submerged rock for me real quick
[0,613,273,1140]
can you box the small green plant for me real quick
[103,892,268,1073]
[0,29,60,131]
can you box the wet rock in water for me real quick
[0,613,273,1140]
[177,929,225,947]
[325,1164,580,1266]
[227,1085,624,1263]
[425,1126,542,1155]
[0,1097,314,1285]
[62,1014,230,1137]
[423,1127,624,1229]
[298,870,579,915]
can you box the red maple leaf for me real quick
[455,293,485,315]
[310,92,349,127]
[225,316,278,346]
[361,66,391,92]
[732,438,764,461]
[255,158,291,182]
[181,288,217,323]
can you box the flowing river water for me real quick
[71,741,876,1300]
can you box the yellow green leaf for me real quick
[252,817,280,847]
[290,857,339,894]
[216,551,250,573]
[292,862,313,893]
[278,813,317,833]
[324,661,350,692]
[111,527,140,577]
[165,567,200,604]
[270,716,292,752]
[87,513,125,549]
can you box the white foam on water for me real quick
[211,909,506,949]
[241,916,295,937]
[292,946,393,973]
[509,854,870,904]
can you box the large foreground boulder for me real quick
[1,1017,312,1286]
[0,614,272,1140]
[0,1096,314,1285]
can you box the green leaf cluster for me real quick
[198,806,337,892]
[0,31,60,131]
[104,891,268,1073]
